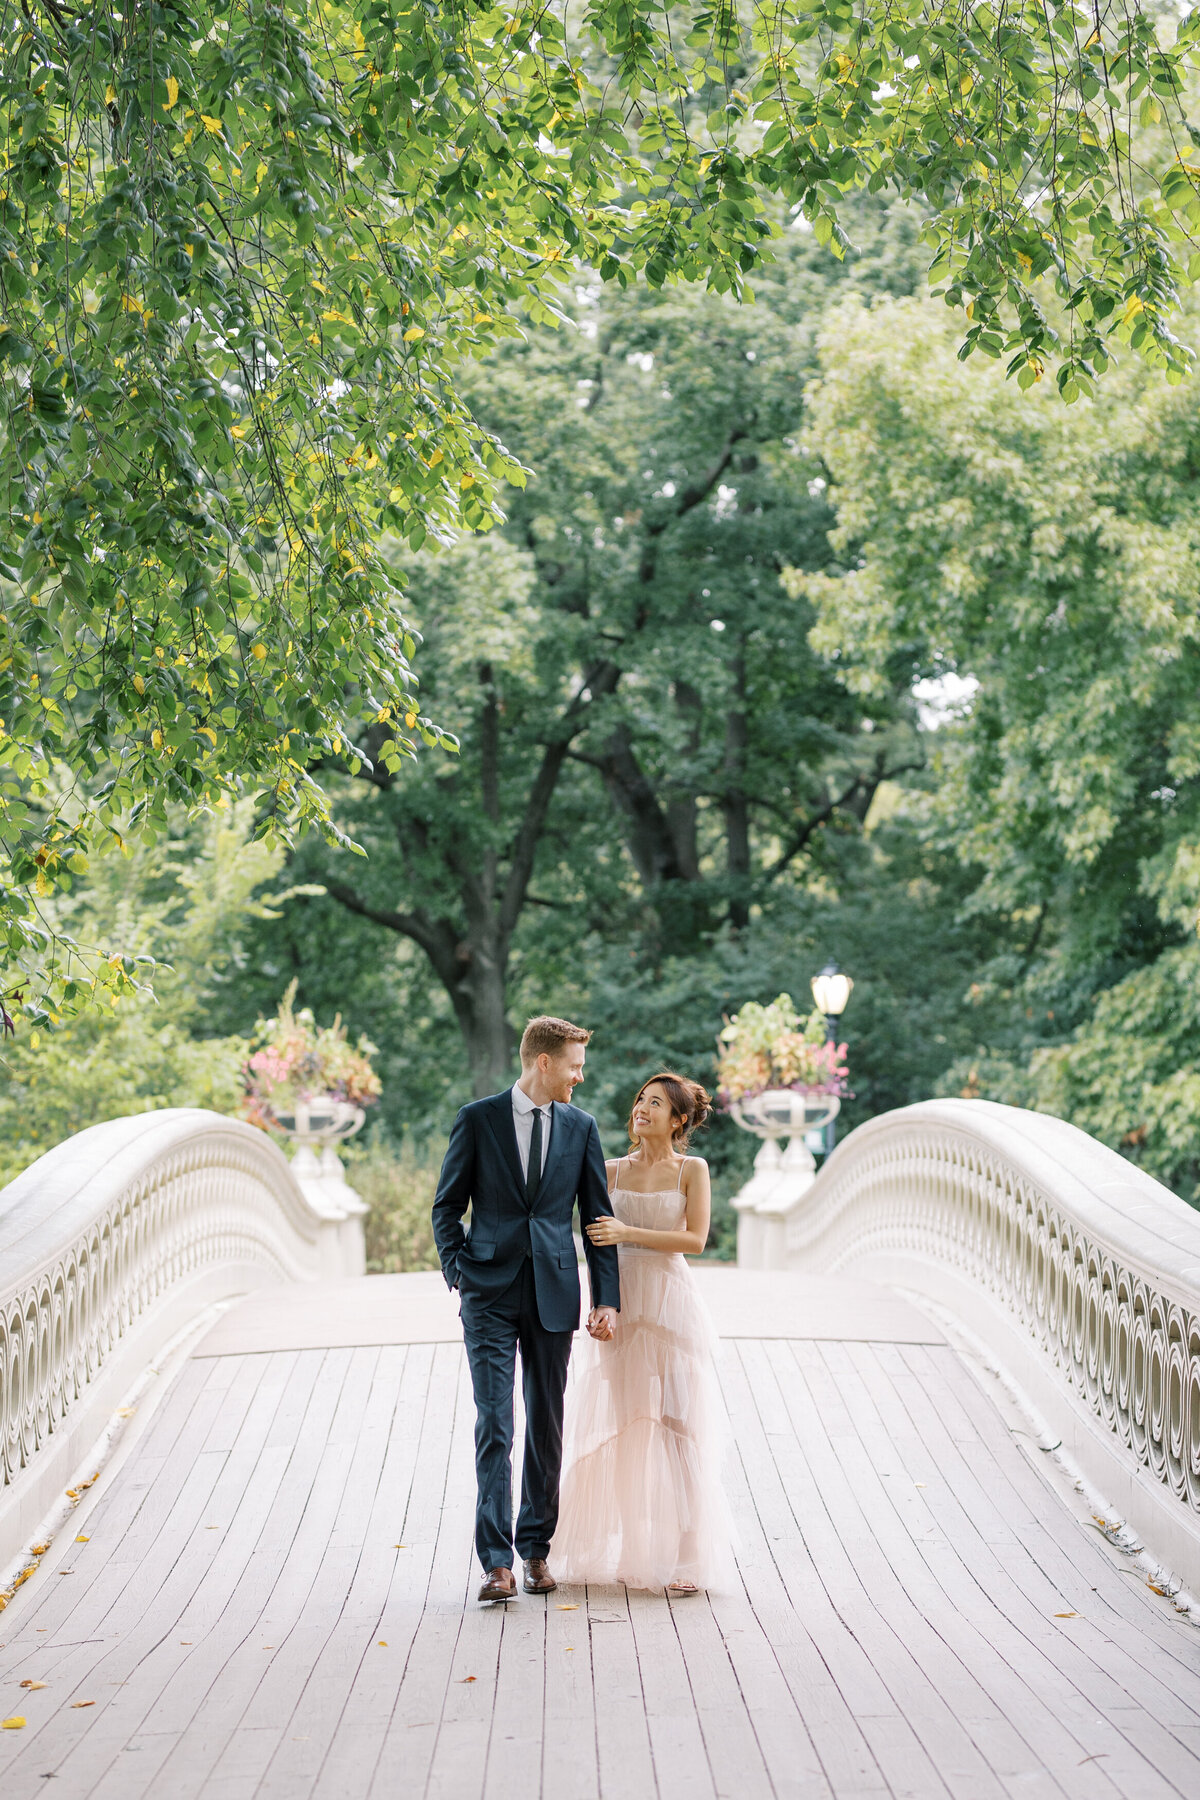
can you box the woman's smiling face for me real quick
[632,1081,680,1141]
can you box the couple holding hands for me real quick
[432,1015,735,1603]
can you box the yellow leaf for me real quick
[251,643,267,660]
[556,1603,579,1611]
[201,115,223,136]
[405,712,417,728]
[19,1681,47,1690]
[473,312,493,325]
[427,447,443,467]
[2,1717,26,1729]
[165,76,179,109]
[198,726,217,745]
[104,85,116,106]
[1054,1611,1077,1618]
[388,486,406,504]
[959,73,973,96]
[460,473,475,489]
[151,729,163,750]
[377,1640,388,1647]
[230,424,245,439]
[354,22,366,51]
[403,325,425,343]
[1123,293,1144,321]
[133,674,145,695]
[71,1701,94,1709]
[75,1535,89,1543]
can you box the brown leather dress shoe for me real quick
[478,1566,517,1603]
[522,1557,557,1594]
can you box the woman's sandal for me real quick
[668,1581,700,1596]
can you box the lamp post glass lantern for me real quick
[810,962,853,1154]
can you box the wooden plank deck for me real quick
[1,1272,1198,1799]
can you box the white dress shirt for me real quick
[512,1082,552,1182]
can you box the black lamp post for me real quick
[810,961,853,1155]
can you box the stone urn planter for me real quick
[268,1096,369,1277]
[730,1088,841,1270]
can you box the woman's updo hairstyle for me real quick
[626,1071,713,1151]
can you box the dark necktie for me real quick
[526,1107,544,1205]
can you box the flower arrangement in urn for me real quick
[716,993,848,1108]
[243,980,381,1133]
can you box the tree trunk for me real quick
[666,679,703,882]
[447,930,514,1097]
[722,644,751,929]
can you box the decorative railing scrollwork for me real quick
[779,1100,1200,1529]
[0,1108,346,1503]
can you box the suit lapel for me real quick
[484,1089,527,1203]
[535,1101,573,1204]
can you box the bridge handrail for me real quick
[0,1108,343,1545]
[787,1098,1200,1538]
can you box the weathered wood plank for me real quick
[716,1341,889,1797]
[3,1270,1200,1800]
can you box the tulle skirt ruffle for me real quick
[553,1247,737,1591]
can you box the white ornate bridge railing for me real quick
[737,1098,1200,1596]
[0,1107,364,1573]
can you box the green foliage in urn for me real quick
[243,979,381,1126]
[716,993,847,1105]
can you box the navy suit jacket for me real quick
[432,1089,621,1333]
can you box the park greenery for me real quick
[5,6,1200,1241]
[5,0,1200,1021]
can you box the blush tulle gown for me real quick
[552,1159,737,1591]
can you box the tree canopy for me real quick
[797,288,1200,1198]
[5,0,1200,1019]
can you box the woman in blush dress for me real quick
[552,1072,736,1595]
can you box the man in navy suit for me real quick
[432,1015,621,1603]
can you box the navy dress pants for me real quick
[459,1259,574,1572]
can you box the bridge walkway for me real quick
[1,1269,1198,1800]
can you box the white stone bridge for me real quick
[1,1101,1199,1798]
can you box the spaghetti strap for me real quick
[676,1155,686,1191]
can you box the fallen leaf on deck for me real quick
[392,1543,407,1549]
[71,1701,95,1709]
[378,1641,388,1647]
[114,1407,136,1418]
[1054,1611,1077,1618]
[2,1716,26,1728]
[180,1641,192,1645]
[914,1482,927,1489]
[75,1536,89,1544]
[19,1681,47,1690]
[458,1675,477,1684]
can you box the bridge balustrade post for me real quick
[0,1107,360,1576]
[777,1097,1200,1602]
